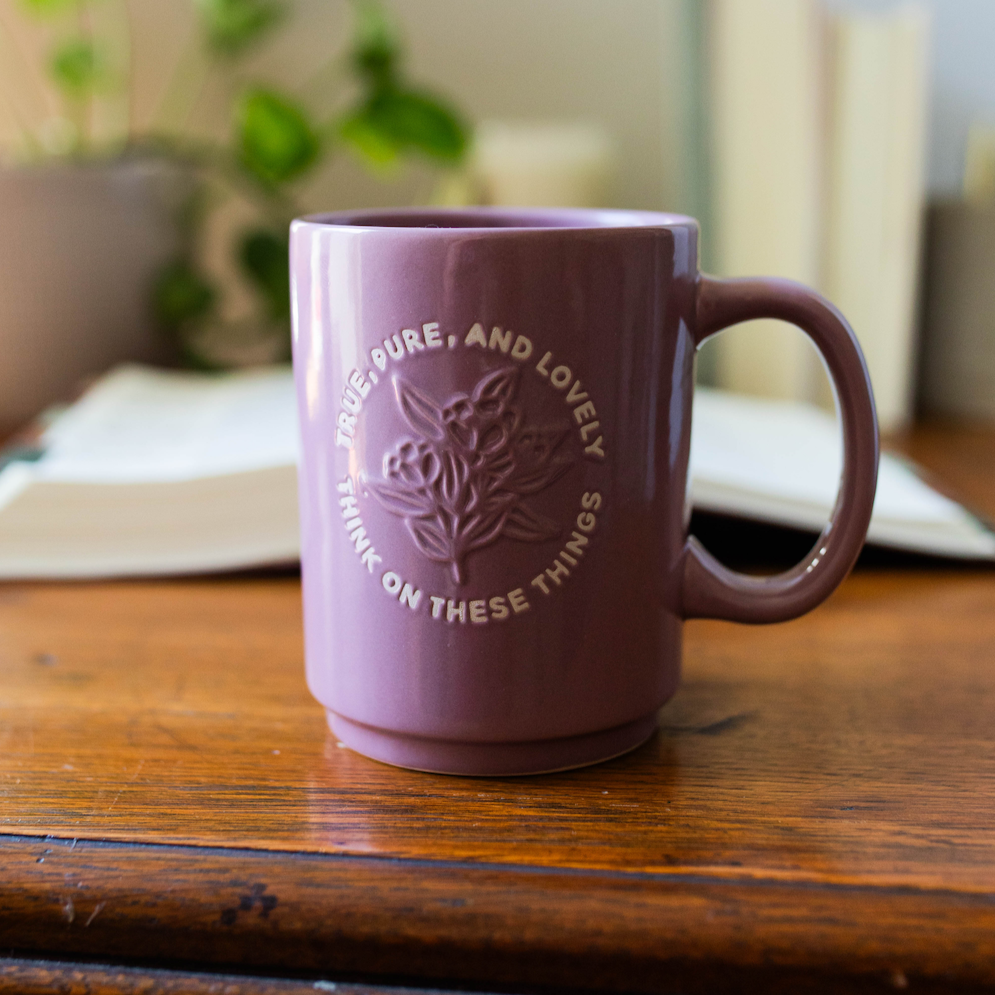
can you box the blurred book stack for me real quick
[707,0,824,402]
[705,0,930,433]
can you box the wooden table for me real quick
[2,427,995,995]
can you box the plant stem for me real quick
[0,98,41,158]
[118,0,132,145]
[76,0,93,151]
[0,31,40,153]
[0,1,53,151]
[151,10,208,134]
[178,60,213,133]
[295,52,351,110]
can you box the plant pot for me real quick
[0,158,186,434]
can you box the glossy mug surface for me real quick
[290,208,878,775]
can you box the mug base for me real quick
[326,712,659,776]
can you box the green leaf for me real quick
[194,0,285,57]
[340,1,469,169]
[378,89,468,161]
[337,111,401,168]
[350,0,400,88]
[19,0,77,16]
[340,87,468,168]
[152,260,216,330]
[237,88,320,187]
[50,38,106,95]
[239,228,290,322]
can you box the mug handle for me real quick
[681,275,880,623]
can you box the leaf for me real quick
[510,457,574,496]
[438,451,469,508]
[482,452,515,480]
[337,112,401,168]
[472,366,519,414]
[349,0,400,88]
[239,228,290,321]
[394,378,444,440]
[482,490,517,515]
[152,260,216,330]
[446,419,476,451]
[340,87,469,169]
[340,1,468,169]
[368,479,432,517]
[464,510,509,551]
[407,517,450,562]
[20,0,74,15]
[195,0,285,56]
[376,87,468,162]
[419,448,441,485]
[50,38,106,95]
[237,88,320,188]
[501,503,562,543]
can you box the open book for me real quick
[0,366,300,577]
[690,388,995,559]
[0,365,991,579]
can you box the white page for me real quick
[690,388,995,557]
[6,368,991,561]
[37,365,299,483]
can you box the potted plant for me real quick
[0,0,468,426]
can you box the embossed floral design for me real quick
[368,367,573,583]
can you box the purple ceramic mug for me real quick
[290,207,878,776]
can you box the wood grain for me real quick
[892,419,995,521]
[0,957,474,995]
[0,425,994,991]
[3,834,995,994]
[3,571,995,891]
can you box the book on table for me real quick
[0,365,299,577]
[0,364,990,579]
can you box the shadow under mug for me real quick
[290,207,879,776]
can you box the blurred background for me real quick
[0,0,993,437]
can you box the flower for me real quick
[368,367,574,584]
[384,439,440,487]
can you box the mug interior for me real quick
[300,207,695,231]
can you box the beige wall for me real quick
[0,0,700,215]
[392,0,698,213]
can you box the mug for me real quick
[290,207,878,776]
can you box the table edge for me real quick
[2,833,994,994]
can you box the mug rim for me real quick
[293,206,698,234]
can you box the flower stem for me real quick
[151,14,208,133]
[77,0,94,152]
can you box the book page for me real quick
[690,388,995,557]
[37,365,299,483]
[7,368,992,563]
